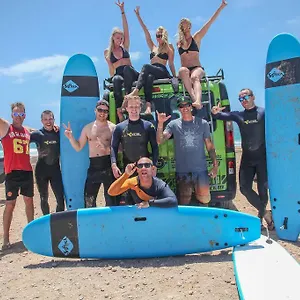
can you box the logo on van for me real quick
[267,68,284,83]
[63,80,79,93]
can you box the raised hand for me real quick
[156,110,171,125]
[115,0,125,12]
[134,6,140,16]
[221,0,227,7]
[63,122,73,139]
[125,163,137,176]
[211,102,225,115]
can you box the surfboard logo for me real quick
[63,80,79,93]
[267,68,285,83]
[58,236,74,256]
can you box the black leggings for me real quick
[136,63,170,102]
[35,162,65,215]
[239,157,268,218]
[112,65,139,108]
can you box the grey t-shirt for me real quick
[165,117,210,173]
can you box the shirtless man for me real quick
[64,100,117,207]
[0,102,34,250]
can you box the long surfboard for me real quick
[233,235,300,300]
[22,206,260,259]
[265,33,300,241]
[60,54,99,210]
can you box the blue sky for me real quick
[0,0,299,129]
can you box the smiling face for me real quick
[125,97,141,121]
[112,32,124,47]
[156,28,164,45]
[95,104,109,121]
[41,112,55,131]
[180,19,191,35]
[11,104,26,127]
[238,89,255,110]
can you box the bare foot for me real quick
[144,102,152,114]
[192,101,203,110]
[1,241,12,251]
[128,88,139,97]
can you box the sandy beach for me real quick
[0,148,299,300]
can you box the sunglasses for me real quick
[136,162,153,169]
[178,103,191,108]
[238,95,252,102]
[97,108,109,113]
[156,34,163,38]
[13,112,25,117]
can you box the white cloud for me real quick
[0,55,99,83]
[286,17,300,26]
[190,16,205,26]
[130,51,142,61]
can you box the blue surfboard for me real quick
[265,33,300,241]
[60,54,99,210]
[22,206,260,259]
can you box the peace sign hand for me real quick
[63,122,73,139]
[156,110,171,126]
[211,102,225,115]
[115,0,125,13]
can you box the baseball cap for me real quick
[176,95,192,107]
[96,99,109,108]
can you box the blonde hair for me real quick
[156,26,169,53]
[106,27,124,60]
[124,95,141,107]
[177,18,191,46]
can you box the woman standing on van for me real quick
[177,0,227,109]
[129,6,176,115]
[104,1,139,118]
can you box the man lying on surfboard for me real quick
[108,157,177,208]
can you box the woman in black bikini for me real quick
[177,0,227,109]
[104,1,139,119]
[129,6,176,114]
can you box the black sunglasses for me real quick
[156,34,163,38]
[97,108,109,113]
[136,162,153,169]
[178,103,191,108]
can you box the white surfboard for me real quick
[233,235,299,300]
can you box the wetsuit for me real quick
[135,52,171,103]
[30,128,64,214]
[84,155,116,208]
[108,173,178,207]
[110,47,139,109]
[213,106,268,217]
[111,119,159,167]
[1,125,33,200]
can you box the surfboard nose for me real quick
[22,215,53,257]
[63,54,97,77]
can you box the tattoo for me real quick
[208,148,217,166]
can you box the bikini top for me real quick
[110,47,130,64]
[150,51,168,60]
[178,38,199,55]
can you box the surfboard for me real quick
[60,54,99,210]
[265,33,300,241]
[233,235,300,300]
[22,206,260,259]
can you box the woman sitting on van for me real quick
[177,0,227,109]
[104,1,139,118]
[129,6,176,115]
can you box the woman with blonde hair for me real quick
[129,6,176,114]
[104,1,138,117]
[177,0,227,109]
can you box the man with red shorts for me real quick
[0,102,34,250]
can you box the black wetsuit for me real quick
[111,119,159,167]
[213,106,268,217]
[131,177,178,207]
[30,128,65,215]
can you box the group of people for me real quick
[0,0,274,251]
[105,0,228,119]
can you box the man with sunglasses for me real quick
[108,157,177,208]
[0,102,34,250]
[30,110,65,215]
[157,96,218,206]
[211,88,274,230]
[64,100,117,207]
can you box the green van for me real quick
[103,69,236,207]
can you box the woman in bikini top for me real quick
[177,0,227,109]
[129,6,176,114]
